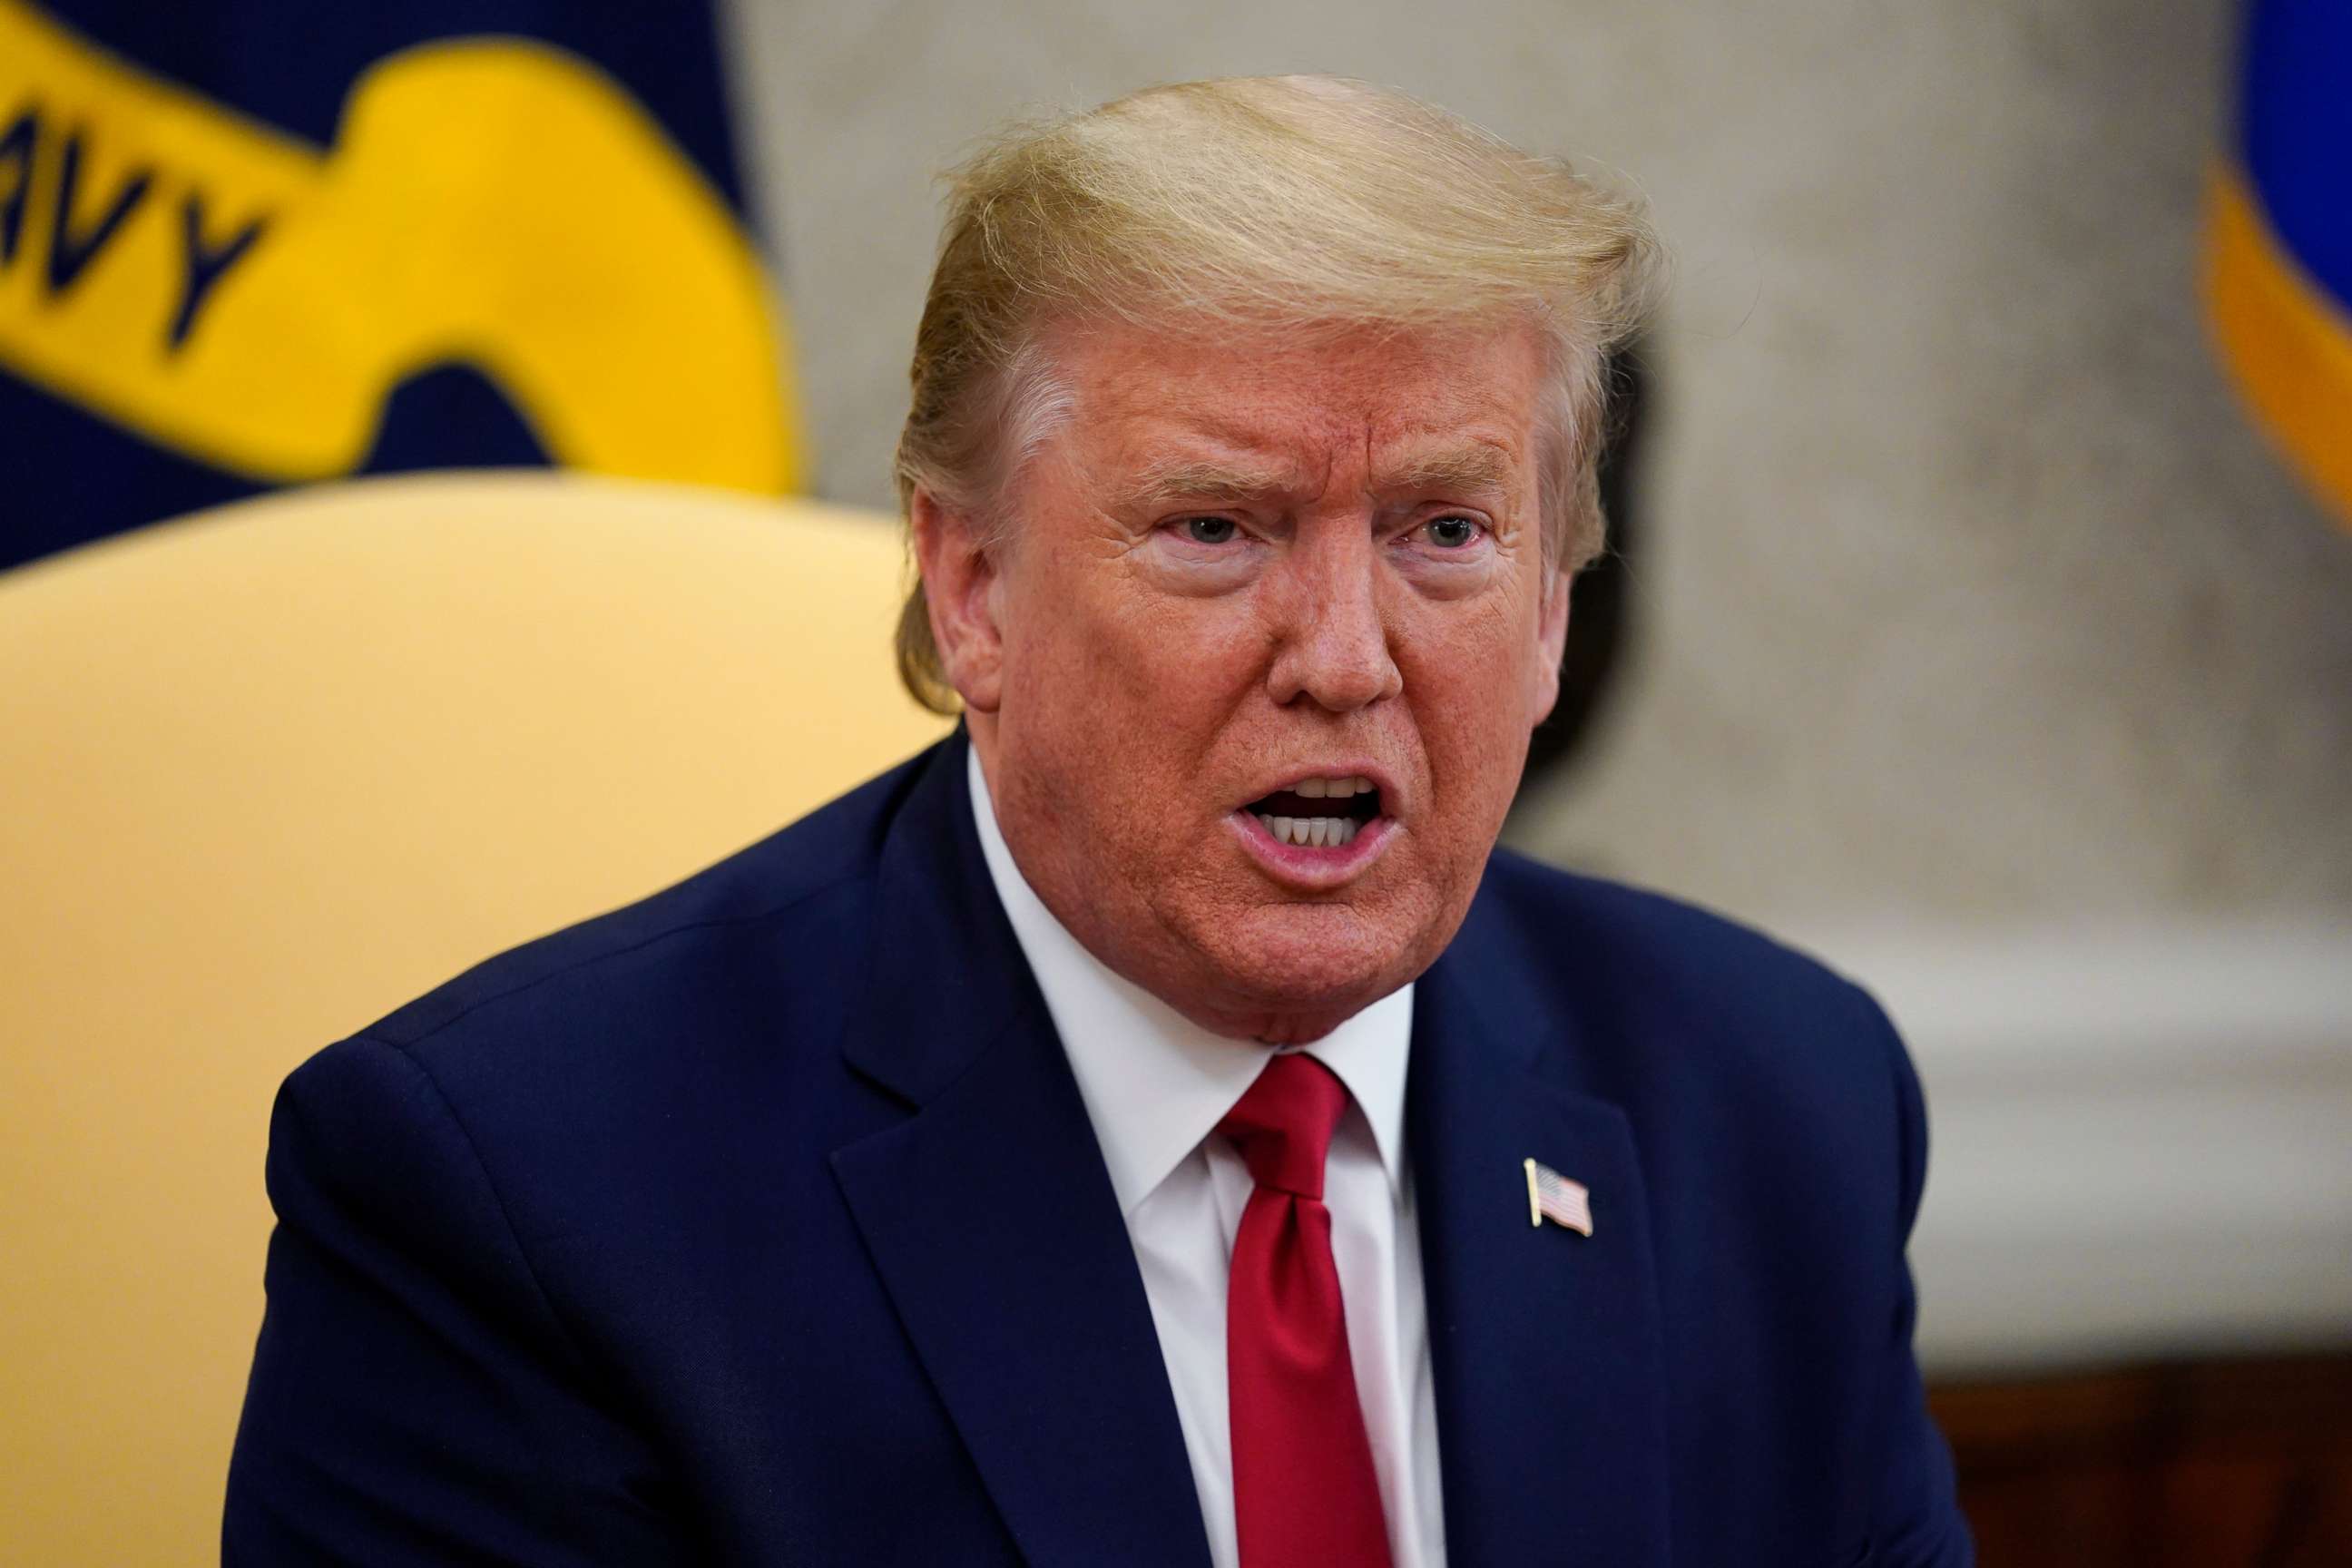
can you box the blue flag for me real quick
[2205,0,2352,530]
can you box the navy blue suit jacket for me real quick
[225,732,1971,1564]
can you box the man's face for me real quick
[929,315,1570,1042]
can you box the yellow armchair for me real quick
[0,473,949,1564]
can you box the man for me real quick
[227,76,1972,1565]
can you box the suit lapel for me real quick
[830,735,1212,1568]
[1410,907,1673,1567]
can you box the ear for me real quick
[910,487,1006,714]
[1529,566,1572,727]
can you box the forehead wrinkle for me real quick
[1105,393,1316,462]
[1107,400,1338,505]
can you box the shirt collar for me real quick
[968,744,1413,1215]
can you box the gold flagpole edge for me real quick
[1524,1157,1542,1228]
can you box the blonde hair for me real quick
[893,74,1664,712]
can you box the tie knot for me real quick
[1218,1052,1348,1200]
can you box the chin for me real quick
[1191,904,1405,1023]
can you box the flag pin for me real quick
[1524,1157,1592,1237]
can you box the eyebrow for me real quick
[1372,444,1518,500]
[1122,456,1304,507]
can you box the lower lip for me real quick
[1225,809,1397,889]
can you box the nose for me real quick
[1263,528,1403,712]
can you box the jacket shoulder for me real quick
[263,749,942,1289]
[1473,848,1882,1034]
[1468,849,1921,1201]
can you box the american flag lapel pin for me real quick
[1524,1157,1592,1237]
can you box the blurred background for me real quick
[3,0,2347,1562]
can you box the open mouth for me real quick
[1243,775,1384,849]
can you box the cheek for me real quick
[1398,593,1545,816]
[1022,558,1268,724]
[996,563,1263,827]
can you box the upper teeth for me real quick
[1294,775,1373,799]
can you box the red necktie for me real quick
[1220,1052,1395,1568]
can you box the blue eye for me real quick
[1426,516,1481,548]
[1182,517,1239,544]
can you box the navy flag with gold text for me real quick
[0,0,804,571]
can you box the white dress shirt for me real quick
[969,749,1446,1568]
